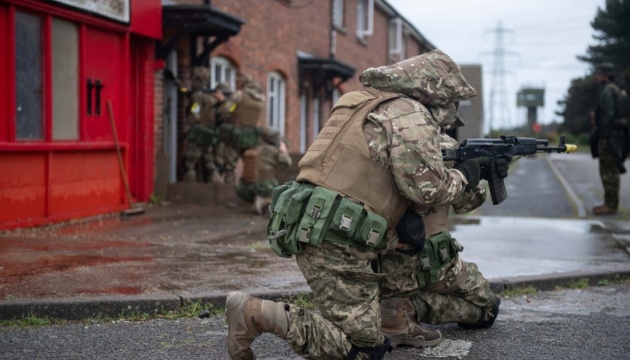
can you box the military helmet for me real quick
[596,62,615,76]
[191,67,211,91]
[215,82,231,93]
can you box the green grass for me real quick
[501,285,538,298]
[1,301,225,327]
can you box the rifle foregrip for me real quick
[488,162,507,205]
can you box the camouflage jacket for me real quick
[360,49,478,215]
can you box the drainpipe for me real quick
[330,0,336,59]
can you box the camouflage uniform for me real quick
[225,50,480,360]
[219,75,265,185]
[592,63,630,214]
[184,67,223,183]
[235,128,292,209]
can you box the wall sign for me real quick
[51,0,130,23]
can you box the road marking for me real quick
[406,339,472,358]
[546,156,587,218]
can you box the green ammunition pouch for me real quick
[415,232,464,289]
[217,123,261,151]
[266,181,389,258]
[187,123,216,147]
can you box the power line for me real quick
[482,21,519,134]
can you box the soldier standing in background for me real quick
[591,63,630,215]
[183,67,225,183]
[235,127,292,215]
[224,50,510,360]
[218,74,266,185]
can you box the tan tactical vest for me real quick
[297,89,410,227]
[232,91,263,128]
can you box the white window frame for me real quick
[312,96,320,141]
[267,71,286,136]
[357,0,374,38]
[389,18,404,60]
[210,56,236,90]
[333,0,344,28]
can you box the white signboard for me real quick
[51,0,130,23]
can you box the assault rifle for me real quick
[442,135,577,205]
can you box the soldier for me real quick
[591,63,630,215]
[235,127,292,215]
[218,74,266,185]
[225,50,510,360]
[183,67,225,183]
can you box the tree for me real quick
[578,0,630,72]
[559,0,630,138]
[557,76,599,136]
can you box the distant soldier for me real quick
[591,63,630,215]
[235,128,292,214]
[218,74,266,185]
[183,68,225,183]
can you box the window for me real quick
[267,71,286,136]
[15,11,43,140]
[356,0,374,38]
[14,12,80,141]
[210,56,236,91]
[333,0,344,28]
[388,18,405,63]
[52,18,79,140]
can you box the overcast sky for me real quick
[386,0,607,134]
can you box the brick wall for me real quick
[161,0,434,170]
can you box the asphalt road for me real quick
[2,282,629,360]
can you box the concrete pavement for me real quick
[0,153,629,320]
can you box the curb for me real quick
[3,270,630,321]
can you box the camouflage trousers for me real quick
[222,143,240,185]
[286,241,384,360]
[598,141,620,209]
[381,249,496,325]
[184,142,220,182]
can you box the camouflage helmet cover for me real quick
[359,49,477,107]
[215,82,231,93]
[191,67,210,91]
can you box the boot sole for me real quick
[226,291,255,360]
[386,331,443,348]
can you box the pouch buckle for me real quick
[366,228,380,247]
[299,227,311,243]
[339,214,352,231]
[420,254,431,270]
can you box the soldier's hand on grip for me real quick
[494,155,512,179]
[454,157,491,191]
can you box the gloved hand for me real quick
[494,156,512,179]
[453,157,491,191]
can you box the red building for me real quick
[0,0,162,229]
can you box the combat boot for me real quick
[592,205,617,215]
[380,297,442,348]
[253,195,271,215]
[226,291,289,360]
[458,298,501,329]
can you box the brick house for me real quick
[156,0,436,193]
